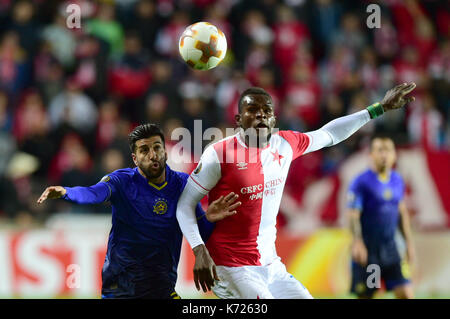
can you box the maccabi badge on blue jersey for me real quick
[153,198,168,215]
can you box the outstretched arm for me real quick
[304,82,416,154]
[37,183,112,205]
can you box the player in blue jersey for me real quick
[347,135,415,299]
[37,124,241,299]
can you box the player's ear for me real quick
[269,115,276,128]
[131,152,138,166]
[235,114,241,127]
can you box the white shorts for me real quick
[212,259,313,299]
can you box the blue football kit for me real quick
[62,165,214,299]
[347,169,411,297]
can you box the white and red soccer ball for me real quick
[178,22,227,71]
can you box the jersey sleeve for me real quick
[189,145,221,195]
[347,177,364,211]
[195,203,215,242]
[63,180,114,204]
[277,130,311,160]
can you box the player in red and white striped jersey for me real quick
[176,84,416,299]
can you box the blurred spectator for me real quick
[0,174,21,219]
[272,4,310,77]
[284,62,321,129]
[0,31,30,96]
[142,92,169,124]
[0,90,12,132]
[155,10,190,58]
[244,43,273,85]
[414,17,437,64]
[318,44,354,94]
[86,2,125,58]
[251,66,281,116]
[428,39,450,83]
[13,90,54,177]
[72,34,109,102]
[393,46,425,88]
[307,0,342,55]
[331,12,367,55]
[408,92,445,150]
[373,15,399,64]
[48,133,88,183]
[41,11,76,68]
[108,31,151,99]
[129,0,161,55]
[48,78,98,134]
[96,98,121,151]
[359,47,380,93]
[141,59,180,122]
[215,68,251,124]
[34,45,65,103]
[6,0,40,58]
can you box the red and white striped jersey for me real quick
[189,131,310,267]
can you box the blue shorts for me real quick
[350,260,411,298]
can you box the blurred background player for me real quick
[347,135,414,299]
[176,83,415,299]
[37,123,240,299]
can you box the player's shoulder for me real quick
[105,167,137,182]
[274,130,306,139]
[351,169,372,185]
[390,170,405,183]
[208,133,238,150]
[273,130,309,146]
[199,134,237,162]
[171,167,189,183]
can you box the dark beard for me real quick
[141,159,166,180]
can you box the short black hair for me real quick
[238,87,273,113]
[370,133,395,150]
[128,123,165,153]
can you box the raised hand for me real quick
[381,82,416,111]
[37,186,67,204]
[206,192,241,222]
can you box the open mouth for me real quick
[255,122,269,129]
[151,162,160,169]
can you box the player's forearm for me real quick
[399,208,413,244]
[176,180,206,249]
[349,211,363,240]
[305,109,371,153]
[196,205,215,242]
[63,183,111,204]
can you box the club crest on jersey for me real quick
[153,198,168,215]
[382,189,392,200]
[100,175,111,183]
[193,162,202,174]
[236,162,248,170]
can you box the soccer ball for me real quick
[178,22,227,71]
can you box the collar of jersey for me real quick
[134,166,169,190]
[371,169,391,184]
[236,132,271,150]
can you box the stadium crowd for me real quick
[0,0,448,226]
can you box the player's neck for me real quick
[373,168,391,182]
[240,131,271,149]
[138,167,166,185]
